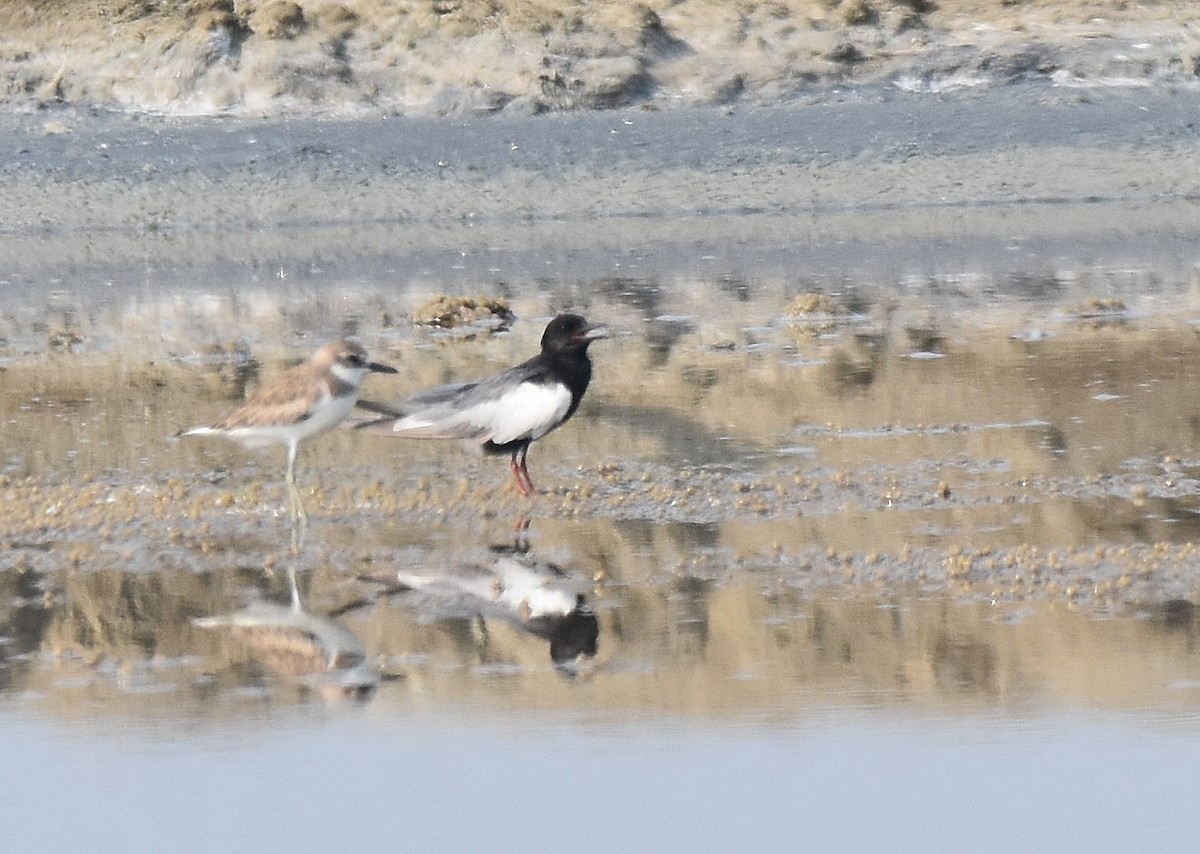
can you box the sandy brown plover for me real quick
[181,340,397,537]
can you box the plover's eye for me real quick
[345,353,364,366]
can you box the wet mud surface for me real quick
[2,86,1200,729]
[7,276,1200,717]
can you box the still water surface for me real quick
[3,705,1200,852]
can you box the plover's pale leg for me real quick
[287,564,302,610]
[285,441,307,553]
[288,492,307,554]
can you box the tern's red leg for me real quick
[510,447,535,496]
[510,458,531,495]
[518,461,535,495]
[512,515,531,552]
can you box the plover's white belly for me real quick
[226,391,355,449]
[300,391,356,437]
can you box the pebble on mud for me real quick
[411,295,515,333]
[196,340,260,400]
[1066,297,1129,327]
[786,292,854,340]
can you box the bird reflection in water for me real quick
[194,567,378,701]
[383,546,599,674]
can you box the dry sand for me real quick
[1,0,1197,116]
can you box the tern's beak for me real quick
[369,361,399,374]
[580,323,609,342]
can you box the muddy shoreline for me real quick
[0,83,1199,671]
[3,85,1199,314]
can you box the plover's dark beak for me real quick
[369,361,399,374]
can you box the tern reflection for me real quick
[194,569,378,700]
[391,549,599,671]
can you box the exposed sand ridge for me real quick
[2,0,1198,115]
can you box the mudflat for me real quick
[2,0,1200,750]
[3,85,1198,295]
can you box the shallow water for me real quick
[5,707,1200,853]
[7,280,1200,850]
[4,92,1200,849]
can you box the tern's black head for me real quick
[541,314,608,356]
[548,602,600,665]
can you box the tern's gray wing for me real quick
[389,360,568,444]
[405,381,478,406]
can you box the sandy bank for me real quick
[2,0,1198,116]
